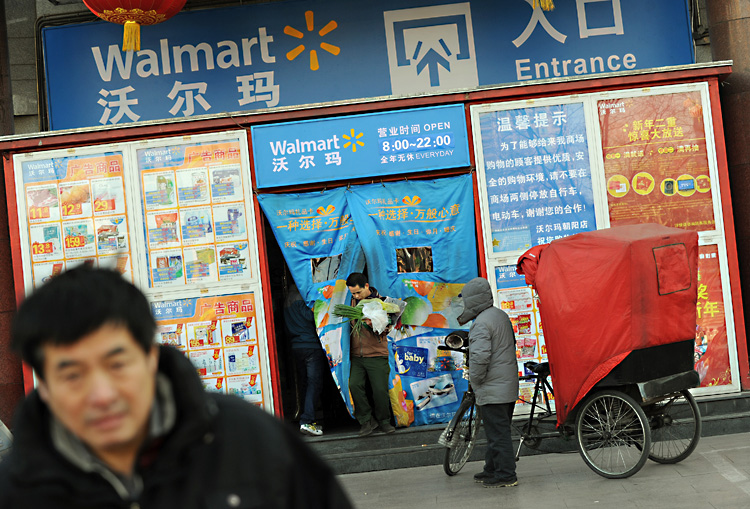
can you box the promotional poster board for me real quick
[14,147,135,290]
[151,293,265,405]
[472,83,741,402]
[134,138,255,288]
[11,131,275,411]
[41,0,693,130]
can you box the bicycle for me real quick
[437,330,482,476]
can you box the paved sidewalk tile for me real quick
[339,432,750,508]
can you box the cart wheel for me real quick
[443,402,481,476]
[575,390,651,479]
[645,390,701,464]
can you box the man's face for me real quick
[37,324,159,463]
[348,283,371,302]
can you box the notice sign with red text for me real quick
[599,91,715,231]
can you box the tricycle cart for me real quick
[514,224,702,478]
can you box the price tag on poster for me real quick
[18,151,134,288]
[136,136,254,287]
[152,293,264,406]
[599,90,717,230]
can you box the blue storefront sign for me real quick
[476,102,597,251]
[251,104,469,188]
[42,0,693,130]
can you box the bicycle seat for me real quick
[524,361,550,377]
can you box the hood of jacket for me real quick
[457,277,494,325]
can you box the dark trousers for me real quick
[293,348,328,425]
[349,356,391,426]
[479,402,517,482]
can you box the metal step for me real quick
[305,391,750,474]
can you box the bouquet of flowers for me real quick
[332,297,405,335]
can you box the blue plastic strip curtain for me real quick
[258,188,364,415]
[259,174,478,425]
[345,174,477,425]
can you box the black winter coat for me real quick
[0,346,352,509]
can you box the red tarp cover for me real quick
[532,224,698,427]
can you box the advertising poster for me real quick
[152,293,264,405]
[476,102,597,252]
[695,245,732,388]
[137,140,253,287]
[599,91,716,230]
[495,265,550,410]
[20,152,134,288]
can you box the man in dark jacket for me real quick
[346,272,395,437]
[457,277,519,488]
[284,283,328,436]
[0,266,352,509]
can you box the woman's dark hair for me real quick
[12,266,156,380]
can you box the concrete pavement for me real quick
[339,431,750,508]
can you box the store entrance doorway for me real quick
[263,220,355,433]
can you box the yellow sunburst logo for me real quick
[284,11,340,71]
[402,196,421,206]
[342,128,364,153]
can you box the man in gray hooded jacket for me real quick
[457,277,519,488]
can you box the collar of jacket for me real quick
[6,345,216,488]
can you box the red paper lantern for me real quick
[83,1,188,51]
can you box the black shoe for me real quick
[483,478,518,488]
[358,419,377,437]
[473,472,494,483]
[378,421,396,434]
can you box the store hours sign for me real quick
[251,104,470,188]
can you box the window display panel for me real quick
[17,150,134,289]
[152,293,266,406]
[137,139,254,287]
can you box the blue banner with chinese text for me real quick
[477,102,597,251]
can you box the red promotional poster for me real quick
[599,91,715,230]
[695,245,732,387]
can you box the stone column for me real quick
[0,0,23,428]
[707,1,750,355]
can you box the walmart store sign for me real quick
[42,0,693,130]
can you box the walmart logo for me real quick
[285,11,340,71]
[342,128,364,153]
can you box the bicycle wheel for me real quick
[645,390,701,464]
[443,398,481,476]
[575,390,651,479]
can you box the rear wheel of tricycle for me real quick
[644,390,701,464]
[575,390,651,479]
[443,401,481,476]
